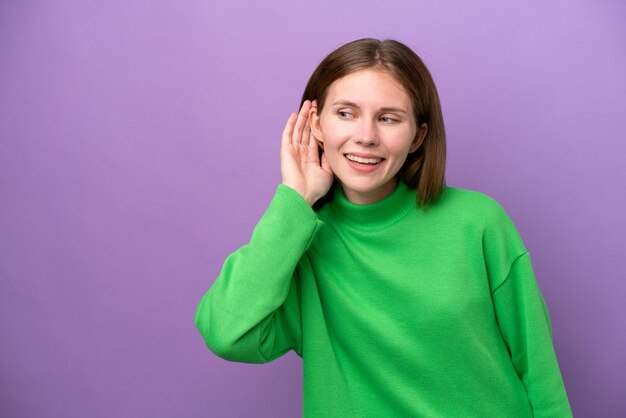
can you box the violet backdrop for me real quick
[1,1,625,417]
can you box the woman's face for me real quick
[310,69,427,205]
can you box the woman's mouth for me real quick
[344,153,385,172]
[344,154,384,165]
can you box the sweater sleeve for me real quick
[194,184,322,363]
[491,252,573,418]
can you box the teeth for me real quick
[345,154,383,164]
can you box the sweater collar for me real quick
[329,181,417,229]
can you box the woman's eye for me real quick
[380,117,396,123]
[338,111,352,118]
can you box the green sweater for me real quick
[195,182,573,417]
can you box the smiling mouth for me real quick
[344,154,385,165]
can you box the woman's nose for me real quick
[354,118,379,146]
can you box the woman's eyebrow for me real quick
[331,100,408,114]
[379,106,408,114]
[331,100,361,109]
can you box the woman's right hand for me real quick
[280,100,333,206]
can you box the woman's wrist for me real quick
[281,182,316,207]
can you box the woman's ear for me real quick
[409,123,428,153]
[309,101,324,145]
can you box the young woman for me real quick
[195,38,573,417]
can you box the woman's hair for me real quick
[301,38,446,210]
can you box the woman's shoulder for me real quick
[438,186,506,212]
[434,186,516,228]
[439,187,528,261]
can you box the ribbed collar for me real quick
[329,181,417,229]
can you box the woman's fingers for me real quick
[302,114,311,146]
[281,100,314,150]
[292,100,311,145]
[281,112,297,147]
[308,100,319,147]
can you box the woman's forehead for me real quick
[325,69,412,110]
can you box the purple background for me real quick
[1,1,624,417]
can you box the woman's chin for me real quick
[338,177,398,204]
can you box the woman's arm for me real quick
[478,196,573,417]
[194,184,321,363]
[195,100,332,363]
[491,252,573,417]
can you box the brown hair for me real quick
[301,38,446,210]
